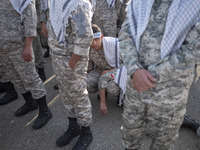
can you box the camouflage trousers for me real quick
[87,68,120,96]
[51,55,92,127]
[33,30,45,68]
[98,69,118,90]
[121,77,190,150]
[0,47,46,99]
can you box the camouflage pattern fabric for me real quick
[49,4,93,126]
[87,48,120,96]
[119,0,200,149]
[0,0,46,99]
[92,0,121,37]
[33,0,45,69]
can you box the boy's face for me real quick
[91,35,103,50]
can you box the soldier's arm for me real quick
[69,5,93,70]
[115,0,122,15]
[118,21,143,78]
[22,1,37,62]
[148,23,200,83]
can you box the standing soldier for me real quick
[33,0,47,82]
[117,0,130,29]
[92,0,122,37]
[41,0,93,149]
[0,0,52,129]
[119,0,200,150]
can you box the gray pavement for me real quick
[0,55,200,150]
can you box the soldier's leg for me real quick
[8,49,51,129]
[33,32,46,82]
[52,56,92,148]
[87,68,102,93]
[103,16,117,37]
[121,79,147,150]
[148,83,188,150]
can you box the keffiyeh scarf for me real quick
[127,0,200,59]
[49,0,92,46]
[103,37,127,107]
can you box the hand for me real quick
[101,70,110,75]
[41,22,48,38]
[100,102,108,115]
[131,69,156,92]
[22,46,32,62]
[101,68,116,76]
[68,58,76,70]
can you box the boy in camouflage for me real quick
[0,0,52,129]
[119,0,200,150]
[87,24,121,99]
[89,24,127,115]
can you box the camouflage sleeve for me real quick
[148,24,200,83]
[71,5,93,56]
[118,20,143,78]
[22,1,37,37]
[115,0,122,15]
[40,10,48,23]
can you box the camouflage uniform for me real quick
[98,68,117,89]
[92,0,122,37]
[87,48,120,96]
[33,0,45,69]
[49,5,93,127]
[0,0,46,99]
[118,0,130,28]
[119,1,200,150]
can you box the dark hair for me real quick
[92,24,101,33]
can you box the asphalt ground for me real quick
[0,55,200,150]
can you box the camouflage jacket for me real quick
[48,5,93,58]
[0,0,37,51]
[119,1,200,83]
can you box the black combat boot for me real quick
[56,118,80,147]
[32,96,52,129]
[0,82,6,93]
[37,67,46,82]
[72,126,93,150]
[14,92,38,117]
[182,114,200,133]
[43,46,50,58]
[0,82,18,105]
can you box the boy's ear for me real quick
[101,34,103,39]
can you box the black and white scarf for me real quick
[127,0,200,59]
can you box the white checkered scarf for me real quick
[103,37,127,107]
[9,0,33,16]
[49,0,92,46]
[127,0,200,59]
